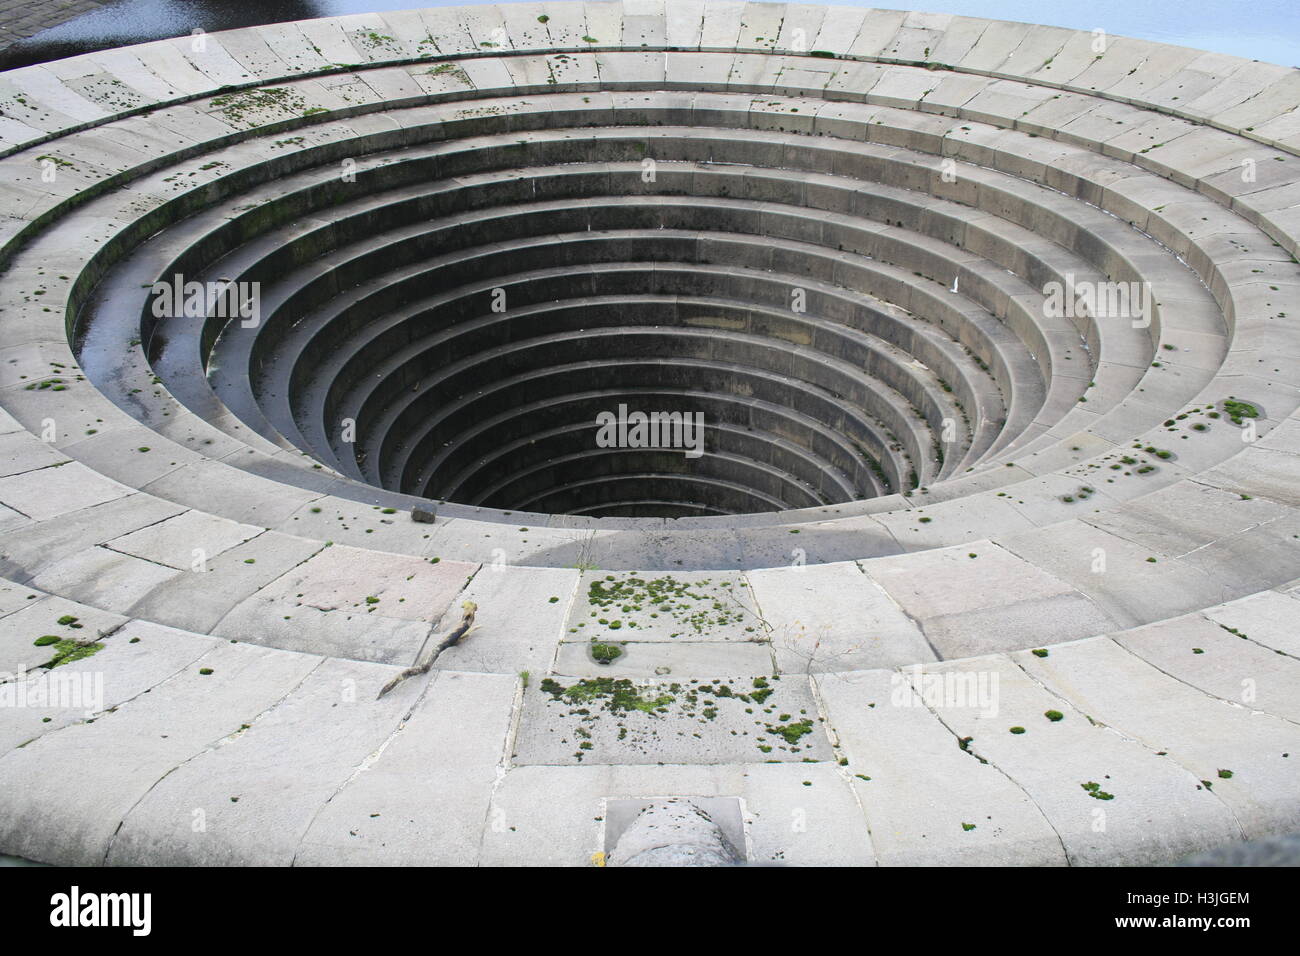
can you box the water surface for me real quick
[3,0,1297,71]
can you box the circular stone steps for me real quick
[0,3,1297,867]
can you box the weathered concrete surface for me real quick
[105,657,411,866]
[0,2,1296,867]
[863,543,1117,659]
[1017,639,1300,839]
[434,564,577,675]
[0,640,321,865]
[606,799,739,866]
[212,546,477,663]
[293,669,515,866]
[513,672,832,766]
[817,669,1067,866]
[748,561,934,672]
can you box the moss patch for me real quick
[1222,399,1259,425]
[38,638,104,668]
[590,642,623,664]
[583,573,754,636]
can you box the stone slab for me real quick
[1017,639,1300,838]
[0,640,321,865]
[864,542,1116,659]
[213,545,476,664]
[816,668,1067,865]
[0,594,125,675]
[747,561,935,672]
[0,620,218,755]
[564,570,766,642]
[106,509,264,569]
[914,655,1241,864]
[513,671,831,766]
[293,670,515,865]
[27,546,182,614]
[106,657,410,865]
[553,639,774,679]
[434,564,578,675]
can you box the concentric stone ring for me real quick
[0,3,1297,866]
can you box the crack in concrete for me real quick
[99,652,325,865]
[1012,641,1249,841]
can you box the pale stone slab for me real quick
[141,460,317,528]
[0,595,126,679]
[434,564,578,675]
[28,547,182,615]
[0,494,187,582]
[994,521,1232,629]
[514,672,830,765]
[808,5,870,58]
[565,570,765,642]
[1201,590,1300,657]
[0,579,38,619]
[816,669,1066,865]
[1172,510,1300,598]
[1083,481,1291,557]
[0,503,26,535]
[480,763,613,865]
[737,761,876,865]
[871,494,1036,551]
[106,658,410,866]
[864,542,1116,659]
[747,561,934,672]
[0,432,66,478]
[481,760,875,866]
[106,509,264,569]
[1017,639,1300,838]
[124,532,325,635]
[0,463,129,521]
[914,655,1241,864]
[294,670,515,865]
[1114,615,1300,722]
[1198,446,1300,507]
[553,639,774,679]
[0,641,321,865]
[0,620,218,755]
[214,546,476,664]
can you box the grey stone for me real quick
[0,1,1297,869]
[607,799,739,866]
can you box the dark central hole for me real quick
[78,124,1015,518]
[364,298,889,518]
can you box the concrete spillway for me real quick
[0,3,1297,866]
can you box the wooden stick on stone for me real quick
[376,600,478,700]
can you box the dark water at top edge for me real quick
[0,0,444,71]
[3,0,1299,73]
